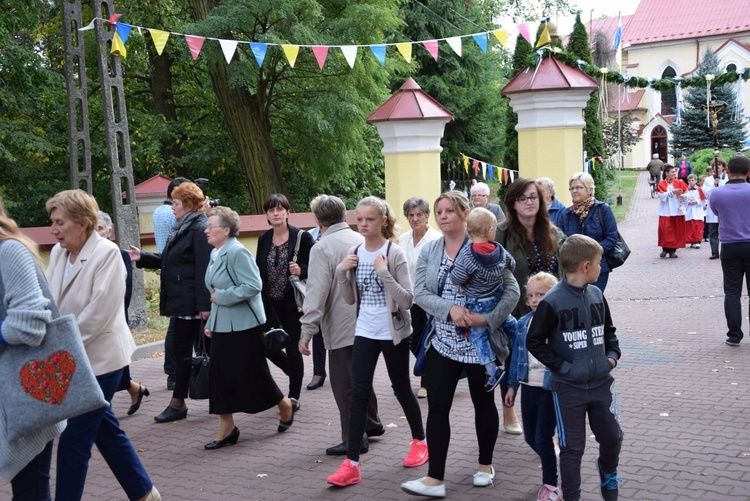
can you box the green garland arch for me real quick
[524,46,750,92]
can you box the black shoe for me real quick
[278,399,296,433]
[659,251,667,258]
[291,397,300,413]
[596,457,621,501]
[366,426,385,438]
[127,384,150,416]
[710,254,720,260]
[166,378,175,391]
[204,427,240,450]
[325,440,369,456]
[154,406,187,423]
[668,252,678,258]
[306,375,326,390]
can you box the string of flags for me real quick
[460,154,519,185]
[84,14,512,69]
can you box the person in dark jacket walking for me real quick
[128,182,213,423]
[527,234,623,501]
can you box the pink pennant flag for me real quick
[312,46,329,70]
[517,23,532,44]
[503,168,509,184]
[423,40,439,61]
[472,159,479,177]
[185,35,205,60]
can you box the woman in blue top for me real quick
[556,172,619,292]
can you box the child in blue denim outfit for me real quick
[451,208,517,391]
[505,272,560,501]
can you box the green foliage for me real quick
[670,49,747,155]
[688,148,742,177]
[399,0,509,171]
[501,33,533,177]
[565,12,592,64]
[601,114,640,158]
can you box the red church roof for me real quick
[134,174,171,199]
[624,0,750,45]
[367,78,454,123]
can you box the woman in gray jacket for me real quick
[203,207,294,450]
[0,198,65,500]
[327,197,426,488]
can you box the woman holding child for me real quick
[401,191,519,498]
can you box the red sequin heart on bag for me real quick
[18,350,77,405]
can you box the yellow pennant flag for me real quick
[536,24,551,48]
[463,155,469,174]
[149,29,170,56]
[111,32,127,58]
[282,45,300,68]
[492,29,507,47]
[396,42,412,63]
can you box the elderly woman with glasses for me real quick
[556,172,619,292]
[536,177,566,227]
[470,182,506,225]
[494,178,565,435]
[397,197,442,398]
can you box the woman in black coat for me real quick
[256,194,314,408]
[128,182,213,423]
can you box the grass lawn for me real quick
[607,171,639,223]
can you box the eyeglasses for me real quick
[569,186,586,192]
[205,224,226,230]
[515,195,539,204]
[470,194,488,198]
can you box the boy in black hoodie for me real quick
[527,234,623,501]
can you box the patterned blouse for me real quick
[266,241,289,300]
[527,240,558,276]
[431,251,480,365]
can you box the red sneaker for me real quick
[327,459,361,486]
[403,439,429,467]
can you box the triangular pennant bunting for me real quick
[149,29,170,56]
[487,164,494,181]
[472,159,479,177]
[340,46,358,68]
[492,29,507,47]
[369,45,386,66]
[423,40,439,61]
[185,35,205,60]
[115,23,133,44]
[249,42,268,67]
[481,162,487,179]
[503,168,509,184]
[536,24,551,48]
[111,32,127,58]
[472,33,487,53]
[219,39,238,64]
[445,37,462,57]
[312,46,329,70]
[282,45,299,67]
[463,155,469,174]
[517,23,532,44]
[396,42,412,63]
[510,170,515,183]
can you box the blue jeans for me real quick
[464,288,513,366]
[56,368,153,500]
[11,440,53,501]
[720,242,750,343]
[521,385,558,487]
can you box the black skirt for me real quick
[208,325,284,415]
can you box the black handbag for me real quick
[187,323,210,400]
[599,205,631,269]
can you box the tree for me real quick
[601,114,639,158]
[399,0,509,175]
[566,12,607,201]
[500,33,533,176]
[670,48,747,155]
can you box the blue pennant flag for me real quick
[472,33,487,53]
[250,42,268,67]
[116,23,133,44]
[487,164,494,181]
[369,45,386,66]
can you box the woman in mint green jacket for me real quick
[202,207,294,451]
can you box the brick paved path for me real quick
[3,172,748,500]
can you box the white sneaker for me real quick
[473,466,495,487]
[400,478,446,498]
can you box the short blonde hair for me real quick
[171,183,205,212]
[434,191,470,218]
[0,197,42,264]
[526,271,558,291]
[569,172,596,196]
[466,207,497,239]
[45,189,99,236]
[560,234,602,273]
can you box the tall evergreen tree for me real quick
[670,49,747,154]
[567,12,607,201]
